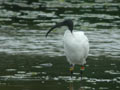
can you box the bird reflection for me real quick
[69,82,85,90]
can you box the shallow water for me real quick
[0,0,120,90]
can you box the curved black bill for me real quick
[45,22,63,37]
[45,19,73,37]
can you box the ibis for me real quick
[46,19,89,78]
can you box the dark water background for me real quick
[0,0,120,90]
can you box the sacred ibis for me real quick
[46,19,89,78]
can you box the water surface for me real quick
[0,0,120,90]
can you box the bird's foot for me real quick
[80,66,85,80]
[80,66,85,71]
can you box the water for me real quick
[0,0,120,90]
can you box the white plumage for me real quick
[46,19,89,76]
[63,30,89,65]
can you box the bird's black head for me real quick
[62,19,73,32]
[46,19,73,37]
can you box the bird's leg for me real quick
[70,64,74,77]
[80,66,85,80]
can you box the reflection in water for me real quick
[0,54,120,89]
[0,0,120,90]
[69,82,84,90]
[69,83,74,90]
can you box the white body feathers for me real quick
[64,30,89,65]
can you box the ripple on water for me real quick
[0,0,120,90]
[105,70,120,75]
[40,63,53,67]
[0,0,120,57]
[6,69,17,72]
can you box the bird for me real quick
[45,19,89,79]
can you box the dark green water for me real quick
[0,0,120,90]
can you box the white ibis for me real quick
[46,19,89,78]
